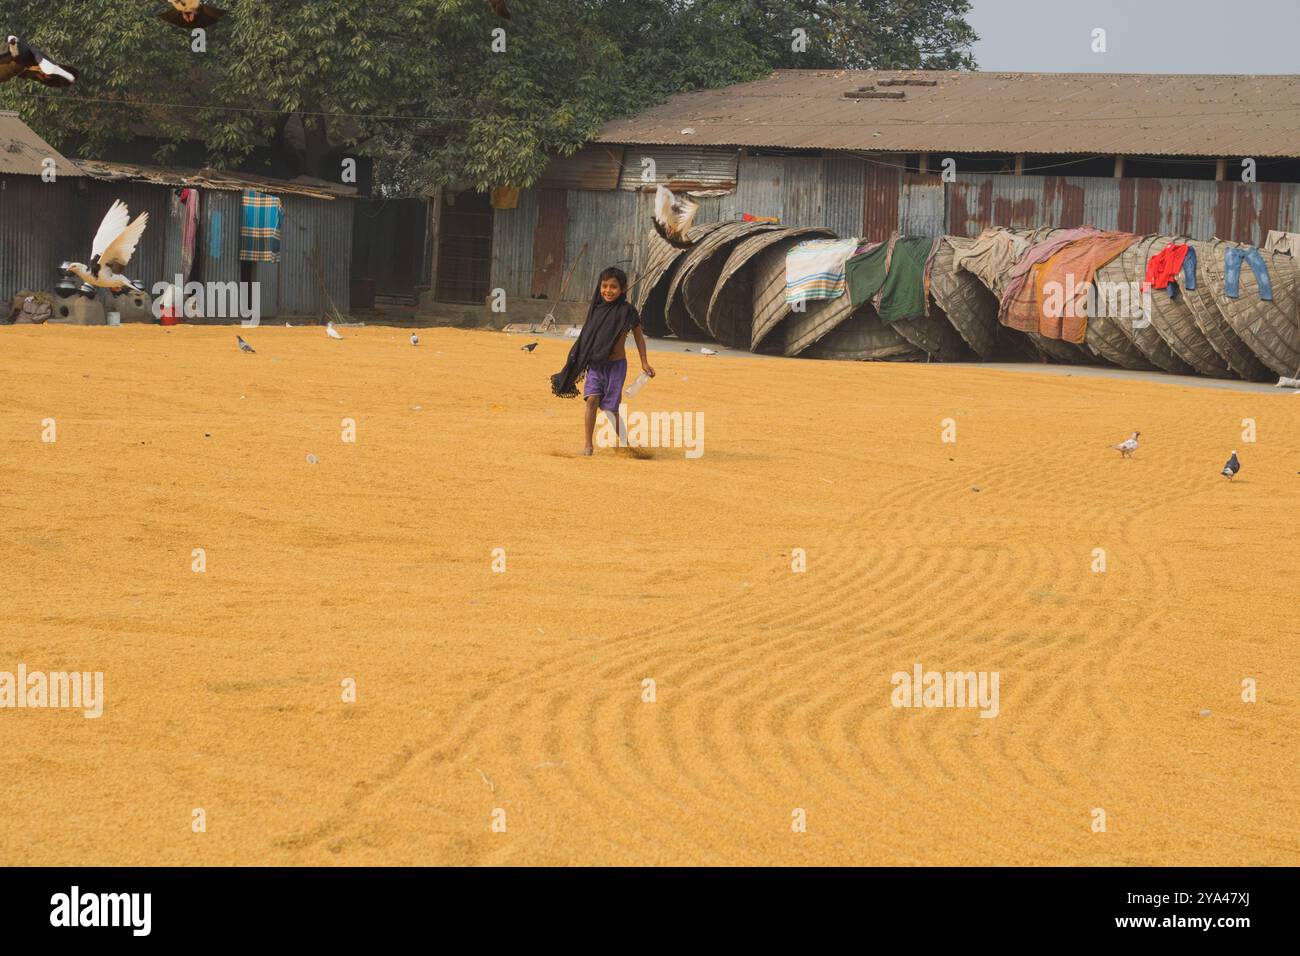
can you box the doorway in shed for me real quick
[434,190,494,304]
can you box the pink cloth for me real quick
[180,188,200,280]
[998,227,1100,327]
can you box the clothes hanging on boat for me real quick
[784,238,860,304]
[1222,246,1273,300]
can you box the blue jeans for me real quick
[1223,247,1273,300]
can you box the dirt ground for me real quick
[0,324,1296,865]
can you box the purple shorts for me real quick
[583,359,627,412]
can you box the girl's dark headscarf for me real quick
[550,278,640,398]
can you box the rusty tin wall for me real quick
[948,173,1300,245]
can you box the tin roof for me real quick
[73,159,356,200]
[0,111,84,177]
[596,70,1300,158]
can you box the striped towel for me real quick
[785,238,860,304]
[239,189,282,263]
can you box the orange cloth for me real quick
[1007,233,1138,343]
[490,186,519,210]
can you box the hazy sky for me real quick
[968,0,1299,73]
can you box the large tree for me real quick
[0,0,977,194]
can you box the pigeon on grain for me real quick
[653,185,700,249]
[521,342,538,352]
[1222,451,1240,480]
[1110,431,1140,458]
[62,200,149,293]
[159,1,226,30]
[410,332,419,346]
[487,0,512,22]
[0,35,78,87]
[237,335,255,353]
[326,321,343,340]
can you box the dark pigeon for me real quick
[1222,451,1240,480]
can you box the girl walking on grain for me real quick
[550,267,655,455]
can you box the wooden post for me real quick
[1215,158,1227,182]
[1113,155,1125,178]
[425,186,443,307]
[918,152,930,175]
[1014,154,1025,177]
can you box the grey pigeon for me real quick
[1111,430,1139,458]
[521,342,538,352]
[237,335,254,353]
[1222,451,1240,480]
[410,332,419,346]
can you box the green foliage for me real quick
[0,0,977,194]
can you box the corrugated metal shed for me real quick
[782,157,824,228]
[537,144,624,191]
[616,145,738,191]
[598,70,1300,158]
[490,187,538,300]
[202,190,242,287]
[565,188,640,301]
[74,159,353,199]
[0,176,80,298]
[0,110,83,178]
[732,154,784,220]
[823,153,865,239]
[948,173,1300,246]
[275,194,353,317]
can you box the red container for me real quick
[160,306,180,326]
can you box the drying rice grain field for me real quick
[1,324,1296,866]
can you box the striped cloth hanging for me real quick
[239,189,282,263]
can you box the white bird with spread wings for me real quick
[653,185,700,249]
[63,200,149,293]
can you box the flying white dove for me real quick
[700,347,718,355]
[410,332,419,346]
[63,200,149,292]
[1222,451,1240,480]
[1110,431,1139,458]
[653,185,700,249]
[326,321,343,339]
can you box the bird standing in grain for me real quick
[1222,451,1240,480]
[1111,431,1140,458]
